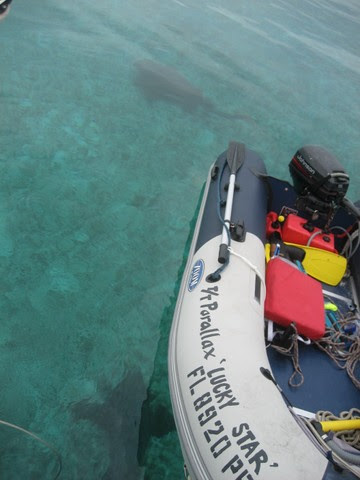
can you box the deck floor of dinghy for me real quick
[267,276,359,415]
[267,345,359,415]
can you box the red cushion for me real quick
[265,257,325,339]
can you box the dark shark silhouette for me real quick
[72,369,146,480]
[134,59,252,121]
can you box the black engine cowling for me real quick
[289,145,350,224]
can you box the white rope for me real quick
[0,419,62,479]
[228,246,266,295]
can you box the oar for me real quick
[218,141,245,264]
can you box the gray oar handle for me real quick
[218,243,229,264]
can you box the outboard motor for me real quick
[289,145,350,228]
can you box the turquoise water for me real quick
[0,0,359,478]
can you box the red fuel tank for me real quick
[266,211,282,238]
[282,214,337,253]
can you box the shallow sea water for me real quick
[0,0,359,478]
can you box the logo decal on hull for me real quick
[188,259,205,292]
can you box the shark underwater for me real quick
[71,369,146,480]
[134,59,252,122]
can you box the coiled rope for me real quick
[316,409,360,449]
[268,322,304,387]
[314,311,360,389]
[267,310,360,389]
[302,416,360,475]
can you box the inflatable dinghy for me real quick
[168,142,360,480]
